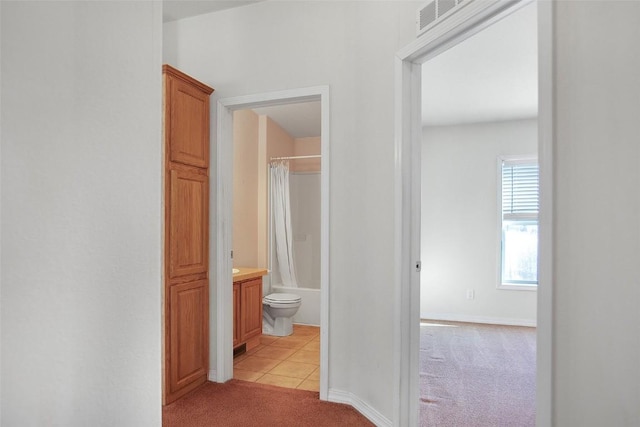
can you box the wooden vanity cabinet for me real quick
[241,278,263,341]
[233,282,241,348]
[233,277,263,351]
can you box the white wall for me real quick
[553,2,640,425]
[421,119,537,325]
[1,2,162,426]
[164,1,417,420]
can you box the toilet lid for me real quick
[264,293,301,304]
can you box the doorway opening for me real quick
[419,2,538,424]
[215,87,330,400]
[394,0,553,425]
[231,101,322,390]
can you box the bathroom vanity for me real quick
[232,268,267,353]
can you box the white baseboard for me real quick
[328,388,392,427]
[421,312,537,327]
[208,369,217,382]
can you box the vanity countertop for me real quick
[233,267,268,282]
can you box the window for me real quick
[500,158,539,288]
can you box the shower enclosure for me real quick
[269,157,321,325]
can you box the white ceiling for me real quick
[421,1,538,126]
[252,102,322,139]
[163,1,261,22]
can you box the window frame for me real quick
[497,155,539,291]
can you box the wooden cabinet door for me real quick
[167,76,210,168]
[233,282,241,347]
[169,167,208,279]
[167,279,208,401]
[163,65,213,406]
[241,279,263,341]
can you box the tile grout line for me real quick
[233,326,320,389]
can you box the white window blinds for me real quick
[502,160,539,220]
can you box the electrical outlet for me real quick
[466,289,475,300]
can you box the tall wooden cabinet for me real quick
[163,65,214,405]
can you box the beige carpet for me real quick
[420,321,536,426]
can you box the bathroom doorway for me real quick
[215,87,330,400]
[394,0,553,425]
[230,101,322,390]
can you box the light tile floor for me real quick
[233,324,320,392]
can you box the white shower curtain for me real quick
[271,161,298,287]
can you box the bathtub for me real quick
[271,284,320,326]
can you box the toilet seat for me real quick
[263,293,301,308]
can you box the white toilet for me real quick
[262,293,302,336]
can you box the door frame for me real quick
[214,86,330,400]
[393,1,554,425]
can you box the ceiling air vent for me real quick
[417,0,474,37]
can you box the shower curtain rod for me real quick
[269,155,321,161]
